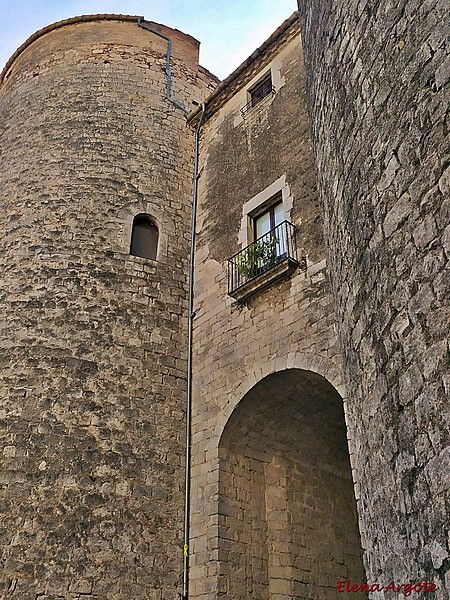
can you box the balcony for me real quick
[228,221,302,301]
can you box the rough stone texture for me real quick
[219,371,367,600]
[189,20,366,599]
[0,16,215,599]
[298,0,449,595]
[2,6,447,598]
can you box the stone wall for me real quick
[219,370,367,600]
[298,0,449,594]
[0,16,215,599]
[189,18,366,598]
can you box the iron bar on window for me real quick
[240,85,276,118]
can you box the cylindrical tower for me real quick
[0,15,215,599]
[298,0,449,594]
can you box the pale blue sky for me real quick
[0,0,298,79]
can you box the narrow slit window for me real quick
[130,214,158,260]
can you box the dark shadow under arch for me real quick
[218,368,367,599]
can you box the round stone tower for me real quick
[0,15,216,599]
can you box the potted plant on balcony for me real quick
[235,236,279,279]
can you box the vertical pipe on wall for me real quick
[137,19,188,113]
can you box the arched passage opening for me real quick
[218,369,367,599]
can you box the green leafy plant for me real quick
[235,236,279,278]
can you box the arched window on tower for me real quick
[130,214,158,260]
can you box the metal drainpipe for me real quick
[182,103,206,600]
[138,16,204,594]
[137,18,188,113]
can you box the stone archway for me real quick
[218,369,367,599]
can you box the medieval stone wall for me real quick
[2,5,447,598]
[189,22,366,599]
[219,370,367,600]
[298,0,449,594]
[0,16,215,599]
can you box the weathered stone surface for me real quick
[0,15,216,599]
[188,17,366,599]
[298,0,449,594]
[1,5,447,598]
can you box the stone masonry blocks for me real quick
[0,16,216,599]
[298,0,449,594]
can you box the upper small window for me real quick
[249,72,273,107]
[130,214,158,260]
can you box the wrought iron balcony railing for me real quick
[228,220,299,298]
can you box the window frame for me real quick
[253,199,283,241]
[238,176,293,251]
[248,71,273,108]
[230,178,301,300]
[250,193,283,242]
[129,213,159,261]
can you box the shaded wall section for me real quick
[219,370,367,599]
[188,19,352,598]
[298,0,449,592]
